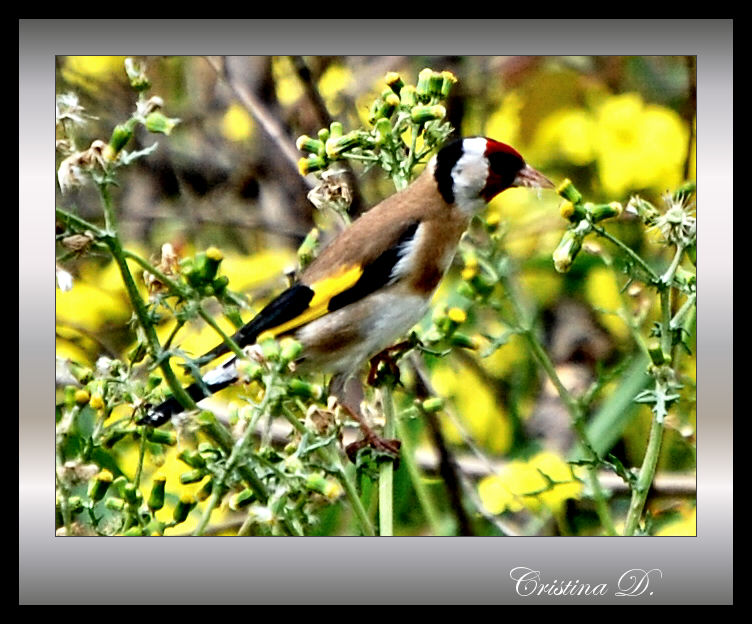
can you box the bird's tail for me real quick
[139,282,317,427]
[139,356,241,426]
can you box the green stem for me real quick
[193,377,272,536]
[590,223,660,284]
[196,411,270,507]
[280,407,375,536]
[123,248,248,360]
[55,206,106,238]
[121,249,189,298]
[623,406,665,536]
[197,306,246,360]
[133,425,148,489]
[499,270,617,536]
[394,415,444,535]
[624,245,686,535]
[378,385,395,536]
[95,185,197,414]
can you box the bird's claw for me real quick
[345,434,401,466]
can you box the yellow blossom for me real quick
[477,451,583,515]
[221,102,254,142]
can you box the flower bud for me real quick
[556,178,583,205]
[326,131,369,158]
[447,307,467,325]
[179,469,205,485]
[88,393,104,410]
[588,201,623,222]
[288,378,323,400]
[647,338,667,366]
[229,488,255,511]
[280,338,304,365]
[416,68,435,101]
[373,118,392,146]
[399,85,417,108]
[421,397,445,413]
[305,473,330,495]
[384,72,404,94]
[239,359,265,383]
[196,477,214,502]
[145,428,177,446]
[178,448,206,469]
[123,482,143,506]
[148,475,166,511]
[260,337,280,362]
[74,388,90,405]
[382,89,400,112]
[67,496,84,515]
[298,155,327,176]
[329,121,344,141]
[440,71,458,98]
[553,229,583,273]
[560,200,586,223]
[410,105,446,125]
[108,120,135,157]
[296,134,325,156]
[144,111,180,135]
[173,493,196,524]
[450,332,480,350]
[88,469,113,502]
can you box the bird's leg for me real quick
[366,333,420,387]
[328,374,401,463]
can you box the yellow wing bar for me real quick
[256,264,363,342]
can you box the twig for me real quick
[204,56,311,188]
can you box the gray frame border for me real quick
[21,19,732,604]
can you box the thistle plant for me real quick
[549,178,696,535]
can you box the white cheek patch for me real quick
[451,137,489,214]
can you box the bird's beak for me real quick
[513,164,555,190]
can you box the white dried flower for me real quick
[56,92,97,128]
[651,193,697,246]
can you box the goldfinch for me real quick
[141,136,553,451]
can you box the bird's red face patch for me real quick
[481,139,526,201]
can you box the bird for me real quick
[139,136,554,456]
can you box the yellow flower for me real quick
[534,108,596,166]
[655,505,696,536]
[61,56,126,90]
[221,102,254,142]
[477,451,583,516]
[484,92,524,149]
[431,358,513,454]
[584,266,630,341]
[594,93,689,197]
[271,57,303,106]
[317,64,353,116]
